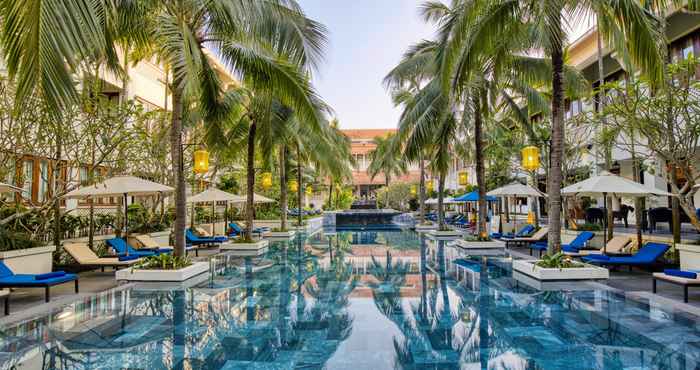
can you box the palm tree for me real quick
[367,133,407,186]
[1,0,329,255]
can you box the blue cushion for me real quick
[0,262,14,278]
[35,271,67,280]
[531,242,547,251]
[561,244,579,253]
[664,269,697,279]
[118,254,139,262]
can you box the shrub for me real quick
[535,252,584,269]
[134,254,191,270]
[577,223,602,231]
[0,226,40,252]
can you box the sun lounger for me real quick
[582,242,670,269]
[64,243,141,270]
[227,222,269,237]
[653,269,700,302]
[506,227,549,250]
[134,234,199,255]
[106,238,169,257]
[560,231,595,254]
[187,229,227,247]
[0,261,78,302]
[500,224,535,240]
[565,235,630,257]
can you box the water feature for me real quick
[0,229,699,369]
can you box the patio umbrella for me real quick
[0,182,22,193]
[488,182,546,226]
[187,188,245,234]
[64,176,174,251]
[561,172,673,250]
[454,191,497,202]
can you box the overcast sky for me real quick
[299,1,593,130]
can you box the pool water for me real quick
[1,229,699,369]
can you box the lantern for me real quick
[261,172,272,190]
[521,146,540,172]
[527,211,536,225]
[410,185,417,197]
[305,185,313,195]
[458,171,469,186]
[426,180,434,193]
[289,180,298,193]
[193,149,210,174]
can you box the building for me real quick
[341,129,422,198]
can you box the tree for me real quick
[368,133,407,186]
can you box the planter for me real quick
[221,239,269,251]
[427,230,462,241]
[415,223,438,232]
[222,247,269,257]
[0,245,56,274]
[512,259,609,281]
[677,243,700,270]
[115,262,209,282]
[453,239,505,250]
[267,230,297,240]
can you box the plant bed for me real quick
[267,230,297,239]
[116,261,209,282]
[512,259,609,281]
[427,229,462,241]
[0,245,56,274]
[221,239,269,251]
[453,239,505,250]
[415,223,438,232]
[222,247,269,257]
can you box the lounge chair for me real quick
[106,238,168,258]
[186,228,227,246]
[228,222,270,238]
[652,269,700,303]
[500,224,535,240]
[505,227,549,250]
[582,242,670,269]
[0,261,78,302]
[565,235,630,257]
[64,243,141,271]
[560,231,595,254]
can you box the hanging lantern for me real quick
[193,149,210,174]
[527,211,536,225]
[289,180,298,193]
[305,185,313,195]
[410,185,417,197]
[426,180,434,193]
[521,146,540,172]
[458,171,469,186]
[261,172,272,190]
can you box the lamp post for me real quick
[522,146,540,227]
[182,142,209,229]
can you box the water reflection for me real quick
[0,230,699,369]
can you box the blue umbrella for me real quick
[454,190,497,202]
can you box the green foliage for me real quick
[218,173,241,195]
[0,226,40,252]
[127,204,169,234]
[577,223,602,231]
[326,186,354,210]
[376,183,413,211]
[134,254,192,271]
[535,252,584,269]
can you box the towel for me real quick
[664,269,697,279]
[118,255,140,262]
[35,271,67,280]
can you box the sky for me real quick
[299,1,433,130]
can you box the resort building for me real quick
[341,129,421,199]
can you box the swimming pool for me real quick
[0,229,698,369]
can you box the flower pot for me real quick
[512,259,609,281]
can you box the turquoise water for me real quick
[0,229,698,369]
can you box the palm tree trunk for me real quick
[473,93,487,238]
[297,145,303,227]
[437,173,446,230]
[547,18,565,254]
[279,145,288,231]
[245,121,257,240]
[419,154,426,223]
[328,181,334,209]
[53,130,62,249]
[170,82,186,257]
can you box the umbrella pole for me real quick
[212,202,215,235]
[603,192,608,253]
[124,193,129,256]
[225,201,228,236]
[191,202,195,229]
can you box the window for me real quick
[79,166,88,185]
[37,161,49,202]
[21,160,33,200]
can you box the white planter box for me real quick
[415,223,438,232]
[427,230,462,241]
[115,262,209,282]
[678,243,700,270]
[221,239,269,251]
[267,230,297,240]
[0,245,56,274]
[512,259,609,281]
[453,239,505,250]
[223,247,269,257]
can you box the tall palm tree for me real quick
[1,0,329,255]
[368,133,407,186]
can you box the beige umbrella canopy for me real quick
[0,182,22,193]
[233,193,275,204]
[64,176,174,199]
[488,182,546,197]
[187,188,245,203]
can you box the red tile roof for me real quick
[342,129,396,140]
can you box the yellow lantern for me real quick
[458,171,469,186]
[261,172,272,190]
[305,185,313,195]
[426,180,434,193]
[289,180,298,193]
[527,211,536,225]
[410,185,417,197]
[193,149,209,174]
[521,146,540,172]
